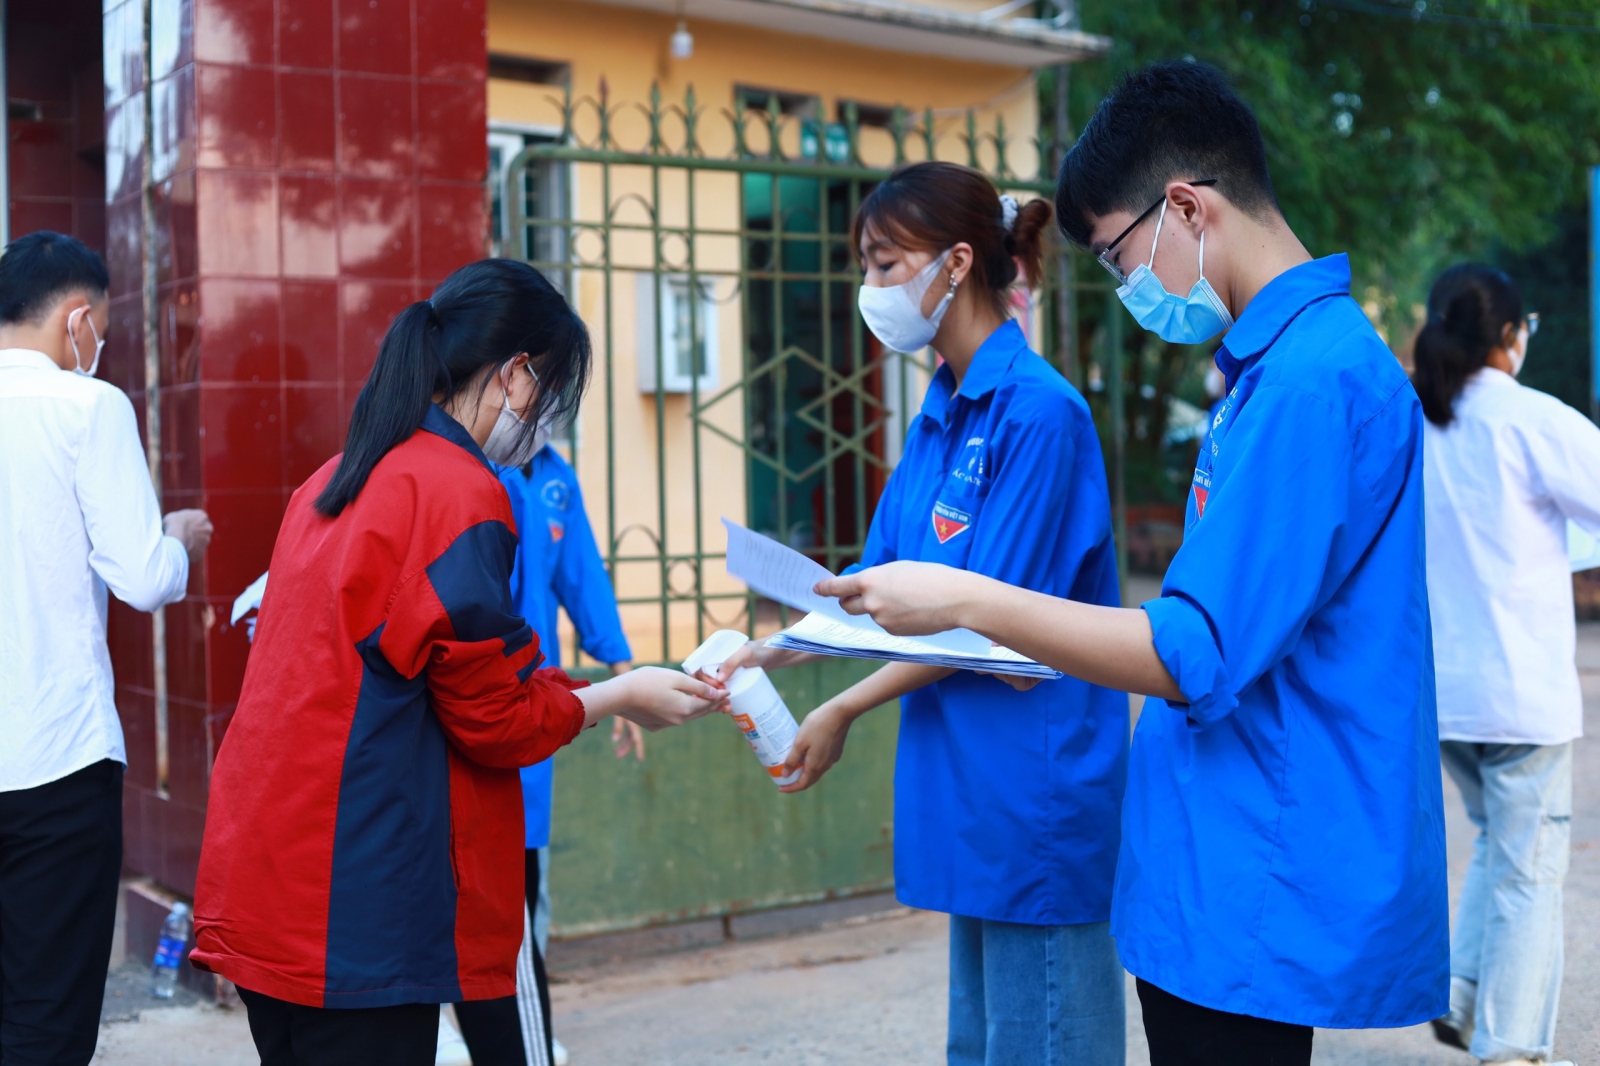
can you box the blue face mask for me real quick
[1115,200,1234,345]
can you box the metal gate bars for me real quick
[505,81,1116,667]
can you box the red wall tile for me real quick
[338,177,415,277]
[160,281,202,386]
[417,80,485,183]
[192,0,274,66]
[339,278,414,387]
[284,383,343,485]
[337,75,415,180]
[196,63,276,169]
[200,384,284,491]
[281,174,340,277]
[280,0,335,69]
[416,0,485,81]
[419,181,485,282]
[161,383,203,494]
[338,0,413,76]
[152,67,197,182]
[201,490,285,607]
[282,280,340,381]
[199,278,282,383]
[279,70,336,171]
[196,169,279,276]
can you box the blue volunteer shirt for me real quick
[1117,255,1448,1027]
[855,320,1126,924]
[499,447,632,849]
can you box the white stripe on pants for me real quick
[514,905,550,1066]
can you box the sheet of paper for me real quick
[230,571,270,625]
[722,517,1058,677]
[722,519,837,614]
[786,609,992,659]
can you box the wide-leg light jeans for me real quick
[946,916,1124,1066]
[1440,740,1572,1064]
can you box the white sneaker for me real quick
[552,1036,570,1066]
[436,1007,472,1066]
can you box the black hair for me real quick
[0,231,110,324]
[1055,61,1280,248]
[852,161,1054,317]
[315,258,591,517]
[1412,264,1524,427]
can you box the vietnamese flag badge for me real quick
[931,500,972,544]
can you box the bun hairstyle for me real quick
[315,258,591,516]
[1412,263,1523,427]
[851,161,1053,317]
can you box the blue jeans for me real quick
[1440,740,1572,1063]
[947,917,1124,1066]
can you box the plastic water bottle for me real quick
[682,630,802,786]
[150,902,191,998]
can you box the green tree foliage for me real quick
[1069,0,1600,313]
[1052,0,1600,511]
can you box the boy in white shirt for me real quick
[0,231,211,1065]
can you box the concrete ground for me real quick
[91,619,1600,1065]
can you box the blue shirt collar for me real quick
[1216,254,1351,382]
[421,403,494,472]
[920,319,1029,424]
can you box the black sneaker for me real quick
[1430,1017,1470,1051]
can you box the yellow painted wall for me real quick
[488,0,1040,664]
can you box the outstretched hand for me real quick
[813,561,979,636]
[692,639,815,690]
[610,666,727,732]
[776,703,855,793]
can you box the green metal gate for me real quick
[503,83,1121,936]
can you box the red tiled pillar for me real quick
[101,0,488,899]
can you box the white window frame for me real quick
[636,273,719,395]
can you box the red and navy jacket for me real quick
[192,405,588,1008]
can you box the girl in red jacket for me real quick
[192,259,722,1066]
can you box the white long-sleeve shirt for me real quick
[0,348,189,791]
[1424,367,1600,744]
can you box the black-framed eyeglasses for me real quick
[1095,178,1219,285]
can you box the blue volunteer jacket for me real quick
[499,447,632,849]
[855,320,1127,925]
[1117,255,1448,1027]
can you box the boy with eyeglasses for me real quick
[816,61,1448,1066]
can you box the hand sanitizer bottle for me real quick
[682,630,802,786]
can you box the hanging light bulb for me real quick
[671,20,694,58]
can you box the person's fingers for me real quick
[714,641,764,681]
[813,574,865,599]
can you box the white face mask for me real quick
[482,363,551,466]
[857,249,956,353]
[67,306,104,377]
[1508,324,1530,377]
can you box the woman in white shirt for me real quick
[1417,263,1600,1066]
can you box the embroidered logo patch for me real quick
[1193,487,1209,520]
[541,478,569,510]
[931,501,972,544]
[547,518,566,542]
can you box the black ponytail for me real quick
[315,259,591,516]
[1412,263,1523,427]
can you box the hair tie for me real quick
[999,194,1019,231]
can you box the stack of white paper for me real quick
[722,519,1061,680]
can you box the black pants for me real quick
[1138,978,1313,1066]
[238,987,438,1066]
[0,760,123,1066]
[455,847,554,1066]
